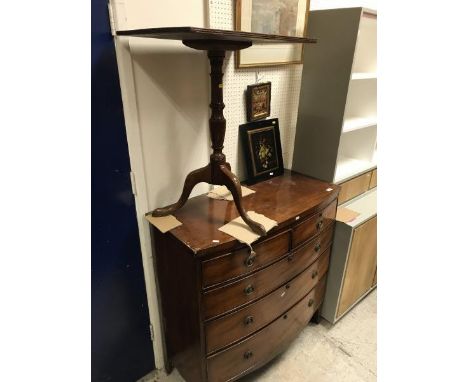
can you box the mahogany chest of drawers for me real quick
[150,171,339,382]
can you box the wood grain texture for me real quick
[369,169,377,189]
[150,173,338,381]
[202,231,289,288]
[206,283,325,382]
[292,199,337,248]
[205,258,329,354]
[337,171,372,205]
[116,26,317,44]
[337,216,377,317]
[165,170,339,256]
[203,231,333,320]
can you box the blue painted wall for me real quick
[92,0,155,381]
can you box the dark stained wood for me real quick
[149,173,338,382]
[206,283,326,382]
[292,199,337,248]
[118,27,316,234]
[166,171,339,256]
[202,229,333,320]
[205,260,329,354]
[116,26,318,44]
[202,230,290,288]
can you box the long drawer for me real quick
[202,227,333,320]
[205,252,329,354]
[202,230,290,288]
[292,200,337,248]
[206,280,326,382]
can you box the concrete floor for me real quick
[145,290,376,382]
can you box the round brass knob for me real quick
[314,243,321,252]
[244,315,254,325]
[308,298,314,307]
[316,220,324,230]
[285,284,290,290]
[283,314,288,319]
[244,350,253,360]
[244,284,255,295]
[312,270,318,279]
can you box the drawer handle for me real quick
[244,249,256,267]
[311,270,318,279]
[244,285,255,295]
[283,314,288,319]
[287,254,294,262]
[244,315,254,325]
[244,350,253,360]
[314,243,321,252]
[308,298,315,307]
[285,283,290,290]
[316,220,324,230]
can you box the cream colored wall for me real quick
[110,0,209,371]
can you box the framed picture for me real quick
[246,82,271,122]
[235,0,310,68]
[239,118,284,184]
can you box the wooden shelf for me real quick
[341,188,377,228]
[116,26,318,44]
[334,156,377,183]
[342,117,377,133]
[351,72,376,80]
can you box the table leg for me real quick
[219,164,266,236]
[151,164,211,217]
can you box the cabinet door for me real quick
[337,216,377,317]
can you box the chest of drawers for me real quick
[150,171,339,382]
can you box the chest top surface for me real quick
[158,171,339,256]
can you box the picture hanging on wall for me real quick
[239,118,284,184]
[246,82,271,122]
[235,0,310,67]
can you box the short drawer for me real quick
[205,255,329,354]
[202,231,290,288]
[337,171,372,205]
[202,228,333,320]
[206,281,326,382]
[291,200,337,249]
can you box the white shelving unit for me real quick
[293,8,378,324]
[293,7,377,184]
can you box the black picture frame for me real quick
[239,118,284,185]
[246,82,271,122]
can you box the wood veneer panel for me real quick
[337,216,377,317]
[205,258,329,354]
[337,171,372,205]
[207,283,325,382]
[202,231,290,288]
[203,231,333,319]
[369,169,377,189]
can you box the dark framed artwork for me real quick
[246,82,271,122]
[239,118,284,184]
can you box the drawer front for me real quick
[337,171,372,205]
[202,228,333,320]
[202,231,290,288]
[369,169,377,189]
[205,255,329,354]
[207,281,326,382]
[292,200,337,249]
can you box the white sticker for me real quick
[326,187,333,192]
[295,216,300,221]
[280,291,286,298]
[212,240,220,243]
[270,172,274,176]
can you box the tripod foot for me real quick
[150,164,211,217]
[219,165,267,236]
